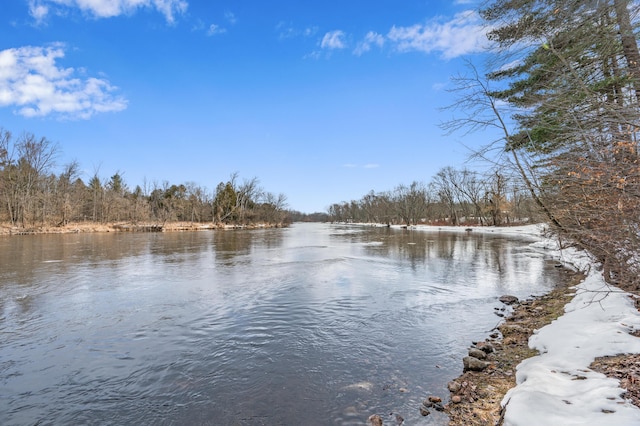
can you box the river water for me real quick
[0,223,571,425]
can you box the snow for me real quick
[500,238,640,426]
[405,223,640,425]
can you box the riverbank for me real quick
[405,224,640,425]
[347,222,640,424]
[0,221,285,235]
[445,273,583,425]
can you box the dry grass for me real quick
[0,221,282,235]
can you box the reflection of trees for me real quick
[213,230,255,265]
[212,229,285,266]
[356,228,518,277]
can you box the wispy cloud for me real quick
[387,10,489,59]
[276,22,318,40]
[207,24,227,36]
[0,44,127,119]
[224,11,236,25]
[321,30,347,50]
[343,163,380,169]
[303,50,322,60]
[353,31,385,56]
[432,82,447,91]
[28,0,188,24]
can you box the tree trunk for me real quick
[614,0,640,101]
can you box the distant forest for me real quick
[0,128,291,228]
[327,168,540,227]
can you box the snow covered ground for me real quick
[406,223,640,425]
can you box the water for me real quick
[0,223,571,425]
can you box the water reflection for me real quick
[0,223,570,425]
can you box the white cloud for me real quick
[387,10,490,59]
[0,44,127,119]
[353,31,385,56]
[207,24,226,36]
[28,1,49,25]
[321,30,347,50]
[28,0,188,24]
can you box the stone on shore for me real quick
[499,295,519,305]
[368,414,383,426]
[475,341,496,353]
[463,356,490,372]
[468,347,487,359]
[448,380,462,393]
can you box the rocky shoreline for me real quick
[443,280,577,425]
[440,268,640,425]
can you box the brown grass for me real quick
[0,221,285,235]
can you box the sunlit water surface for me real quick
[0,223,572,425]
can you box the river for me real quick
[0,223,570,425]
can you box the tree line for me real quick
[0,128,289,228]
[445,0,640,290]
[328,0,640,291]
[327,167,540,226]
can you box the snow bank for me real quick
[405,223,640,424]
[497,230,640,425]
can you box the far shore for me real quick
[0,221,286,236]
[336,221,547,237]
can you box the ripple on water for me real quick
[0,224,570,426]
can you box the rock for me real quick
[499,324,529,336]
[394,413,404,425]
[468,348,487,359]
[433,402,445,411]
[448,381,462,393]
[368,414,384,426]
[419,406,430,416]
[451,395,462,404]
[499,295,519,305]
[463,356,489,372]
[428,396,442,403]
[398,387,408,393]
[476,342,495,353]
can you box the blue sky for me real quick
[1,0,492,213]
